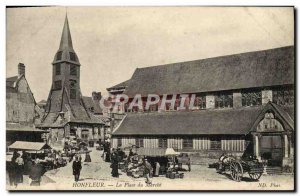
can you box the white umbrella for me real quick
[165,148,180,156]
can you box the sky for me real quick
[6,7,294,102]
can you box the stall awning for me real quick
[8,141,51,151]
[136,148,179,156]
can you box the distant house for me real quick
[108,46,294,168]
[6,63,48,147]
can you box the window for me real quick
[70,129,76,136]
[135,138,144,147]
[194,94,206,109]
[215,92,233,108]
[55,64,61,75]
[56,51,63,61]
[54,80,62,90]
[210,137,221,150]
[70,64,77,76]
[273,87,294,105]
[117,138,122,147]
[183,138,193,149]
[70,80,77,99]
[158,138,168,148]
[242,90,262,106]
[81,130,89,140]
[69,52,76,61]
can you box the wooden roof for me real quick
[8,141,51,151]
[118,46,294,97]
[112,103,294,136]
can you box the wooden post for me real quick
[288,134,293,158]
[284,134,289,158]
[252,133,261,160]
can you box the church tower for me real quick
[40,14,101,127]
[49,14,81,112]
[37,14,105,147]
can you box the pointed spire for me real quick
[59,14,73,50]
[53,13,80,65]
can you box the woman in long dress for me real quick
[84,152,91,162]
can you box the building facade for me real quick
[6,63,48,146]
[36,15,105,146]
[109,46,294,168]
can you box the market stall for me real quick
[8,141,52,160]
[124,147,183,179]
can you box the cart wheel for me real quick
[230,161,243,182]
[249,172,262,181]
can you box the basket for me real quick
[170,172,176,179]
[179,173,184,178]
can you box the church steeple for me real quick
[53,14,80,65]
[59,14,73,51]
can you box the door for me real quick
[260,135,283,166]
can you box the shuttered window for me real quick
[70,80,77,99]
[69,52,76,61]
[70,64,77,76]
[55,64,61,75]
[56,51,63,61]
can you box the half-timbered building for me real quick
[108,46,294,168]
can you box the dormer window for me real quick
[69,52,76,61]
[242,89,262,106]
[56,51,63,61]
[215,92,233,108]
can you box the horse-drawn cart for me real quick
[227,159,264,181]
[214,154,264,182]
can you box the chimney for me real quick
[92,91,102,101]
[18,63,25,76]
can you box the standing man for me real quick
[72,156,82,182]
[15,152,24,185]
[143,158,153,184]
[29,159,45,186]
[111,149,119,177]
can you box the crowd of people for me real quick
[7,150,46,187]
[7,139,188,187]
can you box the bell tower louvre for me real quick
[37,14,104,132]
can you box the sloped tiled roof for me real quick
[6,76,18,88]
[122,46,294,97]
[82,96,102,114]
[112,103,294,136]
[107,79,130,91]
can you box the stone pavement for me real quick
[7,147,294,191]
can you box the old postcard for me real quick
[6,6,295,191]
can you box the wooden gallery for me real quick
[108,46,295,168]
